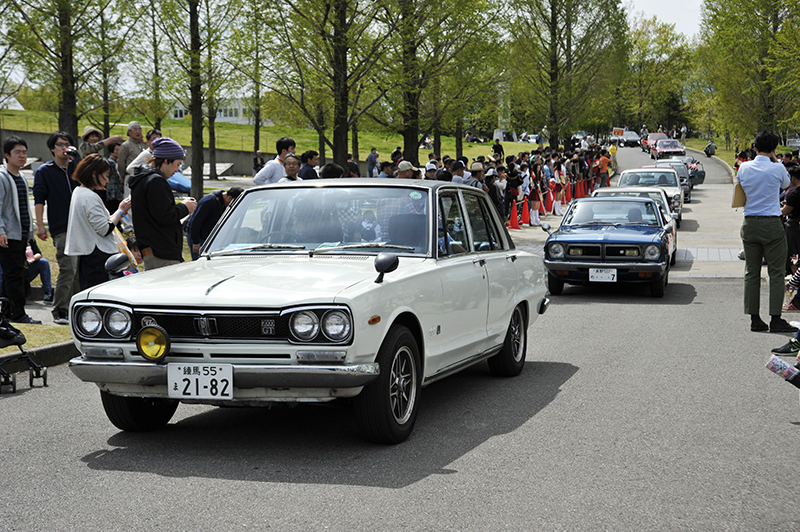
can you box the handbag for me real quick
[732,182,746,208]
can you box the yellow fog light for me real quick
[136,325,171,363]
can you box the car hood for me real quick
[80,255,402,307]
[549,225,664,244]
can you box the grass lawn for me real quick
[2,109,539,168]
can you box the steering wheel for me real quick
[262,232,300,244]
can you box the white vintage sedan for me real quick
[69,179,549,444]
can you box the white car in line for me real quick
[68,179,549,444]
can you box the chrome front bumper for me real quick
[69,358,380,389]
[544,260,666,272]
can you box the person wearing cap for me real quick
[78,126,123,160]
[185,186,244,260]
[396,160,418,179]
[451,161,466,184]
[125,128,163,177]
[117,122,146,179]
[128,137,197,270]
[424,161,437,180]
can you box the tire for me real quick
[676,217,681,229]
[650,269,667,298]
[100,390,178,432]
[488,306,527,377]
[548,273,564,295]
[354,325,421,444]
[670,251,677,266]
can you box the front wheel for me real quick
[488,306,527,377]
[650,269,667,298]
[354,325,421,444]
[101,390,178,432]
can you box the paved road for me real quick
[4,150,800,530]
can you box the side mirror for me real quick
[541,222,552,235]
[374,253,399,284]
[104,253,130,274]
[664,225,674,234]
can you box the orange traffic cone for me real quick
[508,201,521,230]
[565,182,572,202]
[521,197,530,225]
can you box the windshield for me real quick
[618,172,679,188]
[658,140,681,148]
[623,132,640,139]
[564,200,660,227]
[594,189,666,209]
[206,186,429,255]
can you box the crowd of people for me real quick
[0,124,246,325]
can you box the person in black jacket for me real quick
[186,187,244,259]
[128,137,196,270]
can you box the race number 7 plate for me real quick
[589,268,617,282]
[168,363,233,399]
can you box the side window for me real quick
[437,193,468,257]
[463,193,501,252]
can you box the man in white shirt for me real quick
[254,137,295,185]
[738,129,794,333]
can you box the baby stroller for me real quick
[0,298,47,393]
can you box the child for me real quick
[26,239,53,303]
[124,236,144,275]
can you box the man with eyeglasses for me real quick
[33,131,79,325]
[0,136,41,324]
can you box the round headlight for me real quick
[136,325,170,363]
[322,310,351,341]
[644,244,661,260]
[105,309,132,338]
[291,311,319,341]
[549,243,565,259]
[78,307,102,337]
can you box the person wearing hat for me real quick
[128,137,197,271]
[78,126,123,160]
[186,186,244,260]
[451,160,466,184]
[396,160,419,179]
[464,162,486,190]
[118,121,146,179]
[424,161,437,180]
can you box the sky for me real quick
[627,0,702,40]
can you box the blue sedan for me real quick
[541,197,675,298]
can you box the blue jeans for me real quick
[28,258,52,295]
[186,231,200,261]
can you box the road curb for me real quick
[686,147,735,183]
[0,340,78,374]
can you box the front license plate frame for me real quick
[168,363,233,399]
[589,268,617,282]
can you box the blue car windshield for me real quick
[564,201,660,226]
[207,186,429,255]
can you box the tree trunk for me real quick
[433,124,441,159]
[455,117,463,160]
[208,108,218,181]
[152,10,163,131]
[189,0,204,199]
[351,122,359,161]
[316,103,326,163]
[547,0,560,149]
[58,6,78,143]
[331,0,349,169]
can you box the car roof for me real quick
[250,178,473,193]
[594,186,667,197]
[574,196,657,204]
[622,167,679,175]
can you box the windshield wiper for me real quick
[205,243,306,258]
[309,243,416,256]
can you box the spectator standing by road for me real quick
[129,138,196,271]
[78,126,123,159]
[65,154,132,290]
[33,131,79,325]
[782,166,800,275]
[492,139,505,160]
[254,137,296,185]
[186,186,243,260]
[125,129,162,176]
[739,130,795,333]
[609,142,618,173]
[298,150,319,179]
[105,142,124,215]
[680,124,687,145]
[278,154,303,183]
[253,150,265,176]
[117,122,146,179]
[0,136,40,324]
[366,147,379,178]
[390,146,403,164]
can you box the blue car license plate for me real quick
[589,268,616,282]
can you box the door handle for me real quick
[472,258,486,267]
[506,254,517,262]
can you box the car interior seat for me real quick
[627,208,643,223]
[657,175,669,185]
[388,214,427,249]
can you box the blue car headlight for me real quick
[548,243,565,259]
[644,244,661,261]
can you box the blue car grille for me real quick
[562,244,646,261]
